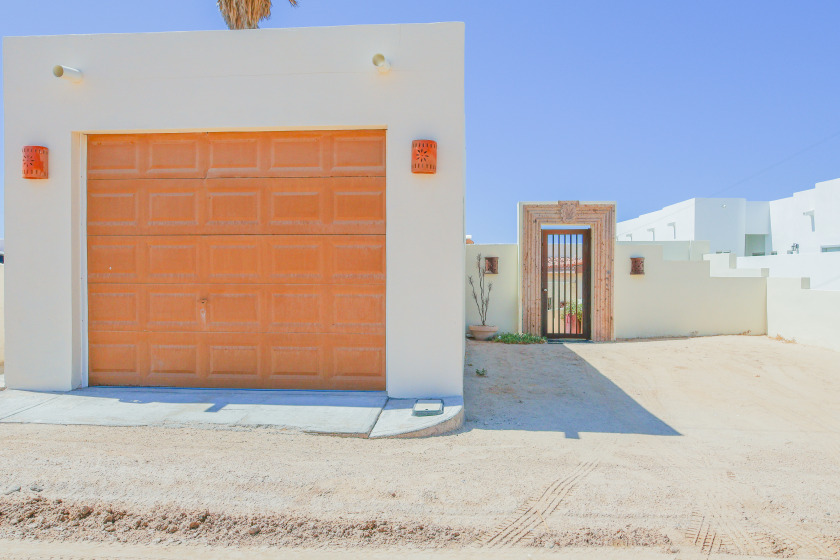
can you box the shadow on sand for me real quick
[463,341,680,438]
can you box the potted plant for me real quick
[563,300,583,334]
[468,253,498,340]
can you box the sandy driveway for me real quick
[1,336,838,558]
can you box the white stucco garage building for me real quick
[3,23,466,398]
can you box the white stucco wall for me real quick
[767,277,840,352]
[769,188,818,254]
[3,24,466,397]
[769,178,840,254]
[618,198,776,257]
[615,243,766,339]
[738,252,840,291]
[692,198,748,256]
[616,240,710,262]
[465,244,518,334]
[745,201,771,235]
[705,253,768,278]
[616,199,695,244]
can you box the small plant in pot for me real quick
[468,253,498,341]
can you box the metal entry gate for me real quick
[541,229,591,339]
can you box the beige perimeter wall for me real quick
[615,243,767,339]
[465,244,518,334]
[465,240,840,353]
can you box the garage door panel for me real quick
[264,177,385,234]
[333,190,385,226]
[90,331,386,389]
[146,287,203,331]
[87,188,141,233]
[329,335,386,390]
[269,189,323,226]
[88,239,142,282]
[330,286,386,334]
[331,238,386,282]
[207,238,262,281]
[207,134,262,176]
[90,283,385,334]
[266,285,385,334]
[88,179,201,236]
[146,134,208,178]
[205,185,264,230]
[88,131,385,391]
[265,333,385,390]
[90,236,383,285]
[87,135,145,179]
[205,333,263,383]
[268,286,324,333]
[148,188,201,229]
[268,133,327,176]
[89,134,209,180]
[205,287,263,332]
[90,131,385,180]
[88,285,143,331]
[269,238,326,283]
[88,331,146,386]
[331,132,386,176]
[147,239,201,282]
[89,178,384,235]
[267,333,323,381]
[147,333,201,381]
[333,346,384,378]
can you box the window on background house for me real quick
[804,210,815,232]
[822,246,840,253]
[745,234,768,257]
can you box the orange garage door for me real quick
[86,131,385,390]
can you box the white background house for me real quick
[617,178,840,289]
[616,197,771,257]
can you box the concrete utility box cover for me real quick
[413,399,444,416]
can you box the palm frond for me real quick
[218,0,298,30]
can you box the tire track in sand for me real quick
[482,457,600,547]
[662,444,839,557]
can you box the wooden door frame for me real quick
[519,201,615,341]
[540,229,591,340]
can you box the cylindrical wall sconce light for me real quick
[412,140,437,174]
[53,65,83,83]
[22,146,49,179]
[371,54,391,74]
[630,257,645,275]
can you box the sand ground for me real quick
[0,335,838,558]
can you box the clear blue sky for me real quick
[2,1,839,242]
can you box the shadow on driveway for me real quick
[463,341,680,438]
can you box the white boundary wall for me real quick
[615,243,766,339]
[620,240,710,262]
[739,252,840,291]
[767,278,840,352]
[3,24,466,396]
[465,244,518,334]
